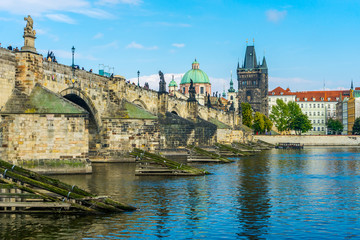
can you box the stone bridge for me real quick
[0,46,245,164]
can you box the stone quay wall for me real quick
[0,114,91,174]
[255,135,360,146]
[95,118,160,162]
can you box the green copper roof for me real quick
[209,118,231,129]
[169,79,178,87]
[2,84,87,114]
[180,59,210,85]
[180,69,210,84]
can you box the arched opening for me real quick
[132,99,148,110]
[171,111,178,115]
[63,94,100,153]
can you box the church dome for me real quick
[169,77,178,87]
[180,59,210,85]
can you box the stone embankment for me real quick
[255,135,360,146]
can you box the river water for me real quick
[2,146,360,239]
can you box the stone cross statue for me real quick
[24,15,36,35]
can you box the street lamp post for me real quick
[71,46,75,87]
[137,70,140,86]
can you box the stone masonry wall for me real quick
[0,48,16,111]
[96,118,160,162]
[0,114,91,174]
[255,135,360,146]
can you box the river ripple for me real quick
[1,146,360,239]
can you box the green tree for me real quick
[291,114,312,135]
[352,117,360,135]
[241,102,253,128]
[264,114,273,132]
[269,99,289,132]
[252,112,265,133]
[270,99,312,134]
[327,118,344,135]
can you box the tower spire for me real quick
[351,79,354,90]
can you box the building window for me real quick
[200,87,204,94]
[313,104,316,108]
[301,104,303,108]
[322,104,324,108]
[318,127,320,131]
[322,120,324,123]
[322,112,324,116]
[183,87,186,93]
[322,127,324,131]
[230,96,233,100]
[310,104,312,108]
[318,112,320,116]
[309,112,312,116]
[313,127,316,131]
[318,120,320,123]
[318,104,320,108]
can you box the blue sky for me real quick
[1,0,360,93]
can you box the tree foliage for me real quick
[270,99,312,134]
[327,118,343,135]
[291,114,312,135]
[252,112,273,134]
[252,112,265,133]
[269,99,290,132]
[352,117,360,135]
[241,102,253,128]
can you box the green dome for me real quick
[169,79,178,87]
[180,60,210,85]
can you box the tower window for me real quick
[200,87,204,94]
[183,87,186,93]
[230,96,233,100]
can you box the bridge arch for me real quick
[169,106,181,117]
[132,99,148,110]
[60,88,101,153]
[60,88,101,128]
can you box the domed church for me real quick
[180,59,211,105]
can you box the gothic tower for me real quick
[237,45,268,115]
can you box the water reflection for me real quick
[2,147,360,239]
[236,155,270,239]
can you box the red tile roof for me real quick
[269,87,350,102]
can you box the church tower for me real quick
[237,45,268,115]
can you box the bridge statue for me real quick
[24,15,36,35]
[187,79,197,102]
[158,70,167,93]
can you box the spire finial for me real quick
[351,79,354,90]
[246,39,248,45]
[253,38,255,45]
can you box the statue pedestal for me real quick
[21,32,36,53]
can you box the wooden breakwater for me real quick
[0,159,136,214]
[131,148,210,176]
[186,145,234,163]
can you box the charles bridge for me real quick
[0,16,249,174]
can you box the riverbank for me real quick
[255,135,360,146]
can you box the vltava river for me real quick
[2,147,360,239]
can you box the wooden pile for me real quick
[131,148,209,176]
[0,159,136,214]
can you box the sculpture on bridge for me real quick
[158,70,167,94]
[24,15,36,36]
[187,79,197,102]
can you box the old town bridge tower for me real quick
[237,45,268,116]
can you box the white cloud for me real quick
[172,43,185,48]
[265,9,287,23]
[127,73,230,95]
[128,73,183,91]
[93,32,104,39]
[269,76,312,91]
[0,0,113,21]
[126,41,158,50]
[46,14,76,24]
